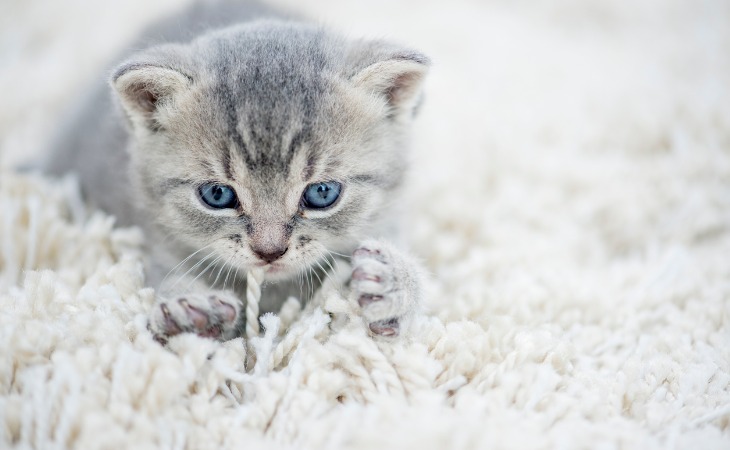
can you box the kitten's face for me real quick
[113,22,428,282]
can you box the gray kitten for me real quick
[45,1,428,342]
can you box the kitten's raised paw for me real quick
[350,240,421,338]
[148,292,241,344]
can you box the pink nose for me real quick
[251,246,288,263]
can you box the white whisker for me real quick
[166,249,218,291]
[326,249,351,259]
[313,247,339,286]
[186,254,224,290]
[305,266,313,299]
[311,262,324,287]
[212,255,233,288]
[160,242,216,288]
[231,265,240,291]
[223,259,235,290]
[296,262,304,300]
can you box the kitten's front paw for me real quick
[148,292,242,344]
[350,240,421,337]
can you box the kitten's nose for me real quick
[251,246,288,264]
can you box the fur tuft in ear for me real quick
[111,64,192,131]
[352,52,430,114]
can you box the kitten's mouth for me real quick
[260,262,297,281]
[251,261,282,268]
[262,261,289,275]
[249,259,299,279]
[248,260,282,271]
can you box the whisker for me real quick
[316,259,334,288]
[212,254,232,288]
[187,254,225,290]
[326,250,352,259]
[296,262,304,300]
[231,265,240,292]
[305,266,313,299]
[314,247,339,286]
[160,242,216,288]
[318,246,338,274]
[311,262,324,287]
[223,258,235,290]
[165,249,218,292]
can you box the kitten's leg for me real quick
[350,239,422,337]
[147,290,243,344]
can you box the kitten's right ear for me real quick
[350,45,430,118]
[111,63,192,131]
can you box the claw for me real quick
[180,298,209,329]
[353,247,381,258]
[212,297,237,322]
[369,318,399,337]
[352,268,380,282]
[160,303,182,334]
[148,321,168,346]
[358,294,384,307]
[199,325,222,339]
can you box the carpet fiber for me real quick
[1,0,729,448]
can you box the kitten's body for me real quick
[45,0,428,341]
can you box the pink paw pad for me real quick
[150,294,240,344]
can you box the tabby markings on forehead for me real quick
[221,146,234,180]
[211,61,255,172]
[210,42,328,177]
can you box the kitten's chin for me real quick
[262,263,297,281]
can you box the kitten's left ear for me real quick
[111,52,193,132]
[351,50,430,116]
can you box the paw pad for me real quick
[350,240,416,339]
[149,293,241,343]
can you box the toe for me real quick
[353,247,380,258]
[352,267,381,282]
[180,299,209,329]
[353,246,388,264]
[358,294,384,307]
[199,325,222,339]
[212,296,237,322]
[368,318,399,337]
[160,303,183,335]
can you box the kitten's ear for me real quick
[351,50,430,115]
[111,62,192,131]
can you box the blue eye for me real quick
[199,183,238,209]
[302,181,342,209]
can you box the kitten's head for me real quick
[111,21,428,281]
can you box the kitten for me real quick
[45,0,429,342]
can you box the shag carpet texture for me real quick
[1,0,729,448]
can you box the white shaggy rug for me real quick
[1,0,730,448]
